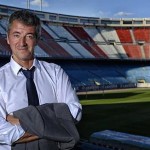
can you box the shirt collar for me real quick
[10,56,41,75]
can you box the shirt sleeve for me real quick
[0,117,25,145]
[56,65,82,122]
[0,93,25,145]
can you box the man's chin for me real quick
[21,57,34,61]
[20,54,34,61]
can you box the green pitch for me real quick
[77,88,150,139]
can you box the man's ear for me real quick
[6,34,10,45]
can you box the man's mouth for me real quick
[18,47,28,50]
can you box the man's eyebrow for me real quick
[12,31,20,34]
[11,32,35,36]
[26,33,35,35]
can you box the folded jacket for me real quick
[13,103,80,150]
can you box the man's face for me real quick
[7,20,38,63]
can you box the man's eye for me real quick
[26,35,34,39]
[13,34,20,38]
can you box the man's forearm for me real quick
[15,132,39,143]
[7,115,39,143]
[0,116,25,145]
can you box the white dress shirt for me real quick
[0,57,82,150]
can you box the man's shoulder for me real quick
[0,63,10,79]
[0,63,10,72]
[38,60,62,70]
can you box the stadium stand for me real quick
[43,23,94,58]
[133,28,150,43]
[64,26,109,58]
[0,4,150,92]
[115,28,133,43]
[84,27,122,59]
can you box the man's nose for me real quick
[19,37,27,46]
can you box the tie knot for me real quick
[22,67,35,79]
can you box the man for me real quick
[0,9,82,150]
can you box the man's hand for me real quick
[15,132,39,143]
[6,114,39,143]
[6,115,20,125]
[6,115,39,143]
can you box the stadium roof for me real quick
[0,0,150,19]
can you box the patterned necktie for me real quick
[22,67,39,106]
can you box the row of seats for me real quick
[60,61,150,88]
[0,17,150,59]
[0,58,148,89]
